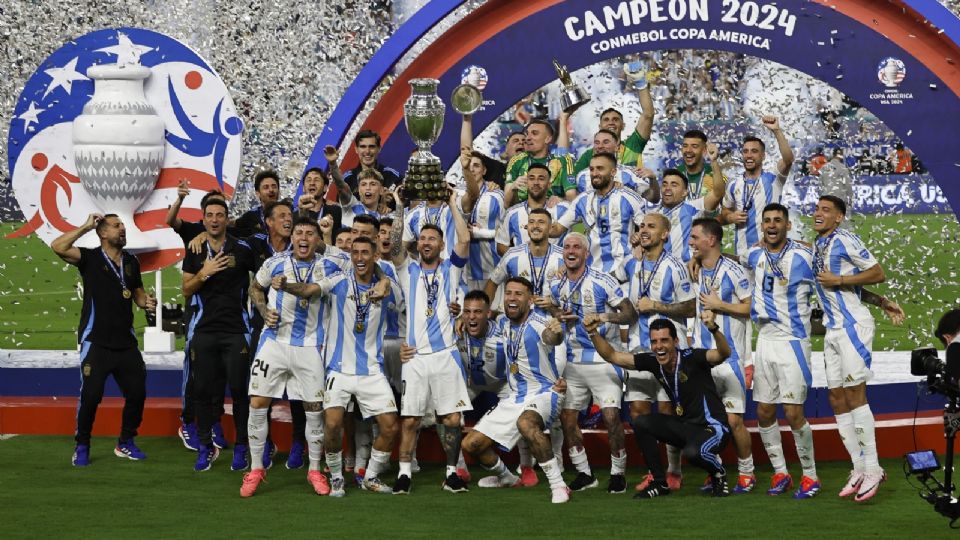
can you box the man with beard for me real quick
[497,164,570,255]
[388,185,473,494]
[459,152,505,304]
[688,218,756,494]
[53,214,156,466]
[377,217,406,394]
[546,233,637,494]
[721,116,795,261]
[181,199,257,472]
[572,129,658,203]
[342,129,403,193]
[571,75,655,175]
[234,170,281,237]
[673,129,720,200]
[505,119,576,204]
[552,153,650,272]
[586,315,733,499]
[811,195,904,502]
[462,278,570,503]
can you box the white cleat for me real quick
[838,470,863,498]
[551,486,571,504]
[478,474,521,488]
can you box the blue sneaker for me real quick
[262,440,275,470]
[195,444,220,472]
[72,444,90,467]
[286,440,305,470]
[232,443,250,471]
[178,423,200,451]
[212,423,227,449]
[733,474,756,494]
[793,475,821,499]
[766,472,794,496]
[114,439,147,460]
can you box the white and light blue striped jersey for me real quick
[557,187,650,272]
[694,258,752,374]
[341,195,382,228]
[377,260,406,339]
[813,229,879,330]
[722,171,786,258]
[495,201,570,249]
[547,268,628,364]
[649,198,707,262]
[744,241,815,340]
[494,312,561,400]
[615,251,695,352]
[255,254,327,348]
[575,165,649,195]
[466,187,504,281]
[489,244,565,299]
[317,271,403,375]
[403,202,458,258]
[397,254,468,354]
[458,323,507,389]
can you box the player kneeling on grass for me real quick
[460,277,571,503]
[586,314,733,498]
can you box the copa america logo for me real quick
[6,28,243,272]
[877,57,906,87]
[461,65,488,90]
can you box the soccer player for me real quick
[461,277,570,503]
[459,290,507,403]
[181,199,258,471]
[551,152,650,272]
[688,218,756,493]
[323,145,387,229]
[497,163,570,254]
[742,203,820,499]
[721,116,795,260]
[52,214,156,466]
[234,170,280,237]
[488,208,565,313]
[811,195,904,502]
[504,119,576,204]
[586,315,733,498]
[674,129,719,200]
[459,152,505,301]
[377,218,406,394]
[571,75,654,174]
[571,129,657,202]
[547,232,638,493]
[388,185,473,494]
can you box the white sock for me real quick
[248,407,269,471]
[399,461,412,478]
[486,457,518,483]
[758,424,787,474]
[365,449,390,480]
[355,420,373,471]
[611,449,627,476]
[305,412,324,471]
[551,425,564,468]
[666,445,682,474]
[446,465,458,477]
[792,422,818,480]
[539,457,566,490]
[835,412,864,472]
[738,456,755,476]
[568,446,591,476]
[518,438,533,468]
[326,451,343,480]
[851,405,881,474]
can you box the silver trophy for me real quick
[404,78,446,200]
[451,83,483,115]
[554,59,591,113]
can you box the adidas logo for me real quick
[845,374,855,383]
[784,392,795,399]
[455,400,466,407]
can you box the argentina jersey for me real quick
[255,253,326,349]
[495,312,561,401]
[495,202,570,249]
[575,165,649,194]
[558,187,649,272]
[694,259,752,369]
[459,323,507,388]
[615,252,695,352]
[723,171,785,258]
[813,229,879,330]
[318,272,403,376]
[548,268,627,364]
[653,198,706,263]
[744,241,815,340]
[377,260,406,338]
[466,187,504,281]
[403,202,458,257]
[489,244,565,299]
[398,254,467,354]
[341,195,381,228]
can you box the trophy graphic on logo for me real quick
[554,59,591,113]
[404,78,446,201]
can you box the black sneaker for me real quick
[442,472,469,493]
[569,472,599,491]
[633,481,671,499]
[607,474,627,494]
[392,474,411,495]
[710,473,730,497]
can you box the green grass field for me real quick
[0,435,951,538]
[0,214,957,351]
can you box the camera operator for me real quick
[936,309,960,351]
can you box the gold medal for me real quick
[299,298,309,309]
[676,405,684,416]
[122,289,131,299]
[355,322,365,333]
[509,362,519,374]
[778,278,787,286]
[425,306,434,317]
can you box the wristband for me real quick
[706,324,720,333]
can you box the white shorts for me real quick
[823,324,874,389]
[400,347,473,417]
[468,380,510,401]
[465,278,502,311]
[383,337,403,391]
[324,372,398,418]
[624,369,669,403]
[249,339,324,402]
[474,391,563,450]
[562,362,624,410]
[711,361,746,414]
[752,337,812,405]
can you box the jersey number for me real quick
[597,217,609,235]
[763,276,775,293]
[251,359,269,378]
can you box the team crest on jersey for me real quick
[520,270,529,278]
[583,291,594,305]
[679,372,688,383]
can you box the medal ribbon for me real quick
[527,248,548,296]
[469,185,487,225]
[100,248,127,293]
[701,256,725,294]
[659,352,683,412]
[813,232,837,275]
[421,268,440,314]
[507,319,530,371]
[353,275,376,326]
[558,269,589,316]
[639,251,666,298]
[741,176,763,211]
[764,239,792,281]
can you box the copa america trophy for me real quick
[554,59,591,113]
[73,63,164,248]
[404,78,446,201]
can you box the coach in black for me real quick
[585,311,733,498]
[52,213,157,467]
[182,199,257,472]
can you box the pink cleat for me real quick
[308,470,331,496]
[240,469,266,498]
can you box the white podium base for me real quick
[143,327,175,353]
